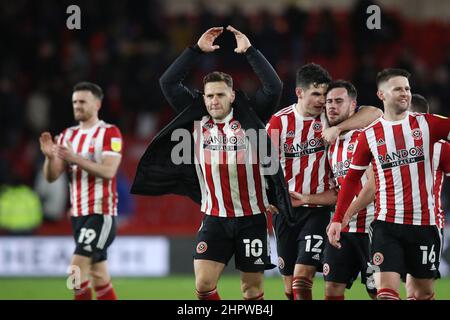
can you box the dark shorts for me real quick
[323,232,377,295]
[194,214,275,272]
[370,220,441,279]
[273,206,331,276]
[401,227,444,282]
[71,215,116,263]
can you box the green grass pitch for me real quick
[1,276,450,300]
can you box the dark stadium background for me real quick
[0,0,449,299]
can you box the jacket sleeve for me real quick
[159,46,204,114]
[245,46,283,124]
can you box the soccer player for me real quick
[328,68,450,300]
[404,94,450,299]
[322,80,376,300]
[266,66,382,300]
[132,26,293,300]
[39,82,122,300]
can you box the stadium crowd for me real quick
[0,0,449,232]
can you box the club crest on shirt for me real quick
[196,241,208,254]
[347,143,355,152]
[229,120,241,131]
[412,128,422,140]
[313,122,323,132]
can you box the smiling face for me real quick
[72,90,100,122]
[297,83,328,117]
[326,87,356,126]
[377,76,411,113]
[203,81,235,120]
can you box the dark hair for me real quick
[203,71,233,88]
[410,94,429,113]
[296,63,331,88]
[73,82,104,100]
[376,68,411,88]
[326,80,357,100]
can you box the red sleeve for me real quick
[426,114,450,144]
[349,130,373,170]
[103,126,123,155]
[332,132,372,223]
[266,115,282,154]
[440,142,450,177]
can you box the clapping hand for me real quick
[39,132,55,158]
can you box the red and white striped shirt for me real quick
[335,112,450,226]
[58,121,122,217]
[432,140,450,229]
[192,110,268,217]
[266,105,334,207]
[328,129,375,233]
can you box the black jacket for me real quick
[131,45,295,225]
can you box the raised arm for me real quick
[227,26,282,123]
[159,27,224,114]
[322,106,383,144]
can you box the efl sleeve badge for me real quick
[111,137,122,152]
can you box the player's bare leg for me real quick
[377,272,401,300]
[281,275,293,299]
[408,276,435,300]
[90,261,111,286]
[324,281,346,300]
[405,274,415,299]
[240,271,264,300]
[293,264,316,300]
[90,261,117,300]
[71,254,91,282]
[70,254,92,300]
[194,259,225,300]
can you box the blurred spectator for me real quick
[34,166,68,222]
[26,91,51,135]
[0,166,43,235]
[310,9,339,58]
[116,172,135,225]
